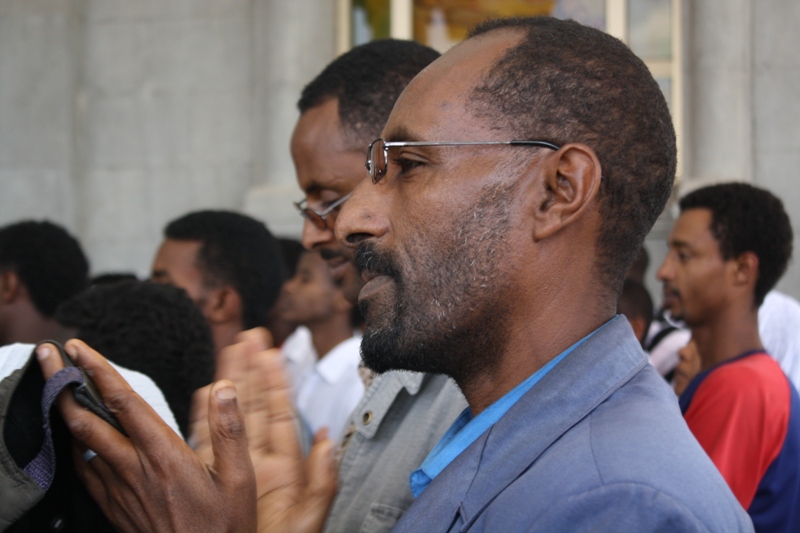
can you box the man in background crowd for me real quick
[617,279,654,346]
[266,237,306,350]
[151,210,285,354]
[0,220,88,346]
[658,182,800,531]
[279,250,362,440]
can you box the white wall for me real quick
[0,0,335,277]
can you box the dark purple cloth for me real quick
[23,367,83,491]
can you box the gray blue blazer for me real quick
[391,317,754,532]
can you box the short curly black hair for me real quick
[56,280,215,437]
[468,18,676,295]
[679,183,793,307]
[0,220,89,317]
[165,211,285,330]
[298,39,440,147]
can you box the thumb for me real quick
[208,380,257,495]
[296,437,337,532]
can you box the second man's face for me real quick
[657,208,734,327]
[291,98,368,305]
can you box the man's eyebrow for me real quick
[668,238,691,249]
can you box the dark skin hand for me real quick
[190,329,338,533]
[36,339,257,532]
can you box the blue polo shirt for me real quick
[409,326,603,498]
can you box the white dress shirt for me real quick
[296,335,364,441]
[280,326,317,402]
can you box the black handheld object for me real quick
[37,340,128,436]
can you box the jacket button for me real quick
[362,411,373,425]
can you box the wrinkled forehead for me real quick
[383,29,524,141]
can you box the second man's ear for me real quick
[732,251,760,287]
[531,143,603,241]
[0,270,23,304]
[205,286,243,325]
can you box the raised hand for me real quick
[191,329,338,533]
[36,340,257,533]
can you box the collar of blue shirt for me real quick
[409,321,609,498]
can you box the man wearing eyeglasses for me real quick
[33,17,752,533]
[335,17,751,532]
[291,39,468,533]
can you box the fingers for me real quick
[36,343,134,466]
[36,342,66,379]
[297,438,338,533]
[216,327,273,383]
[237,327,274,351]
[208,380,257,497]
[63,339,179,445]
[250,348,300,457]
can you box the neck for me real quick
[690,304,763,370]
[307,314,353,359]
[458,286,615,415]
[1,302,73,346]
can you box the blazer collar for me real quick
[405,316,648,530]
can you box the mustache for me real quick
[354,243,401,280]
[662,284,680,296]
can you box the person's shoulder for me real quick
[562,366,747,525]
[701,353,787,398]
[518,482,753,533]
[0,343,36,380]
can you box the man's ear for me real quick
[530,143,602,241]
[0,270,23,304]
[205,286,243,325]
[732,251,759,288]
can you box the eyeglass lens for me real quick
[303,209,327,230]
[368,139,387,183]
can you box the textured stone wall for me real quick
[0,0,334,276]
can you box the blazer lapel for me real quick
[458,316,647,528]
[393,317,647,533]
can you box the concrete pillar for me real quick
[243,0,337,238]
[0,0,80,234]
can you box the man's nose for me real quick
[656,254,673,281]
[335,178,389,251]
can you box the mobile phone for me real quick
[38,340,128,436]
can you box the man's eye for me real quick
[393,157,422,174]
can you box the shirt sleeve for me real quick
[683,358,790,509]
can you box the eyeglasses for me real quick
[293,193,352,230]
[365,138,561,183]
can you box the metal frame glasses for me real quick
[365,138,561,183]
[293,193,352,230]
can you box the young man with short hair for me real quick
[658,182,800,531]
[151,210,285,354]
[0,220,89,346]
[280,250,362,440]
